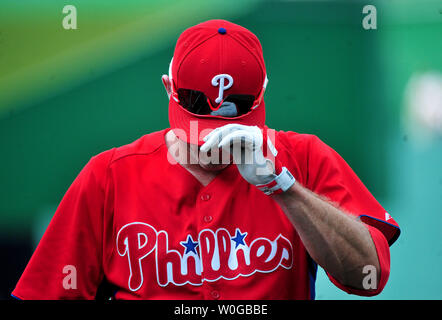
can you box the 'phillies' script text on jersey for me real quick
[117,222,293,291]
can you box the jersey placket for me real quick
[197,180,219,299]
[195,165,238,300]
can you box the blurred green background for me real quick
[0,0,441,299]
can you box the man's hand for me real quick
[201,124,295,194]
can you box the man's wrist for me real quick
[256,167,296,195]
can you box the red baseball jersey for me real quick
[12,128,400,300]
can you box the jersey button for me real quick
[203,215,213,223]
[211,290,220,300]
[200,193,211,201]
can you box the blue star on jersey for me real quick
[180,235,198,255]
[231,229,247,248]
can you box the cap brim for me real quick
[169,97,266,146]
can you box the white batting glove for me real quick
[201,124,295,195]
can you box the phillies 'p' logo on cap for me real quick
[212,74,234,103]
[167,19,268,146]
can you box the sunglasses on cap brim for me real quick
[177,89,263,117]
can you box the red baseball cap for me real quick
[168,19,268,145]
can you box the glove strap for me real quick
[256,167,296,195]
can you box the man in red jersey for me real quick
[12,19,400,300]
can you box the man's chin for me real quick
[198,162,230,172]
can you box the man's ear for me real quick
[161,74,172,99]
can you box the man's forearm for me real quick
[273,182,380,290]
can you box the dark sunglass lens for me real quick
[177,90,256,116]
[224,95,255,115]
[177,89,211,115]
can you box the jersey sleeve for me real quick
[304,135,400,295]
[11,149,114,300]
[306,135,400,245]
